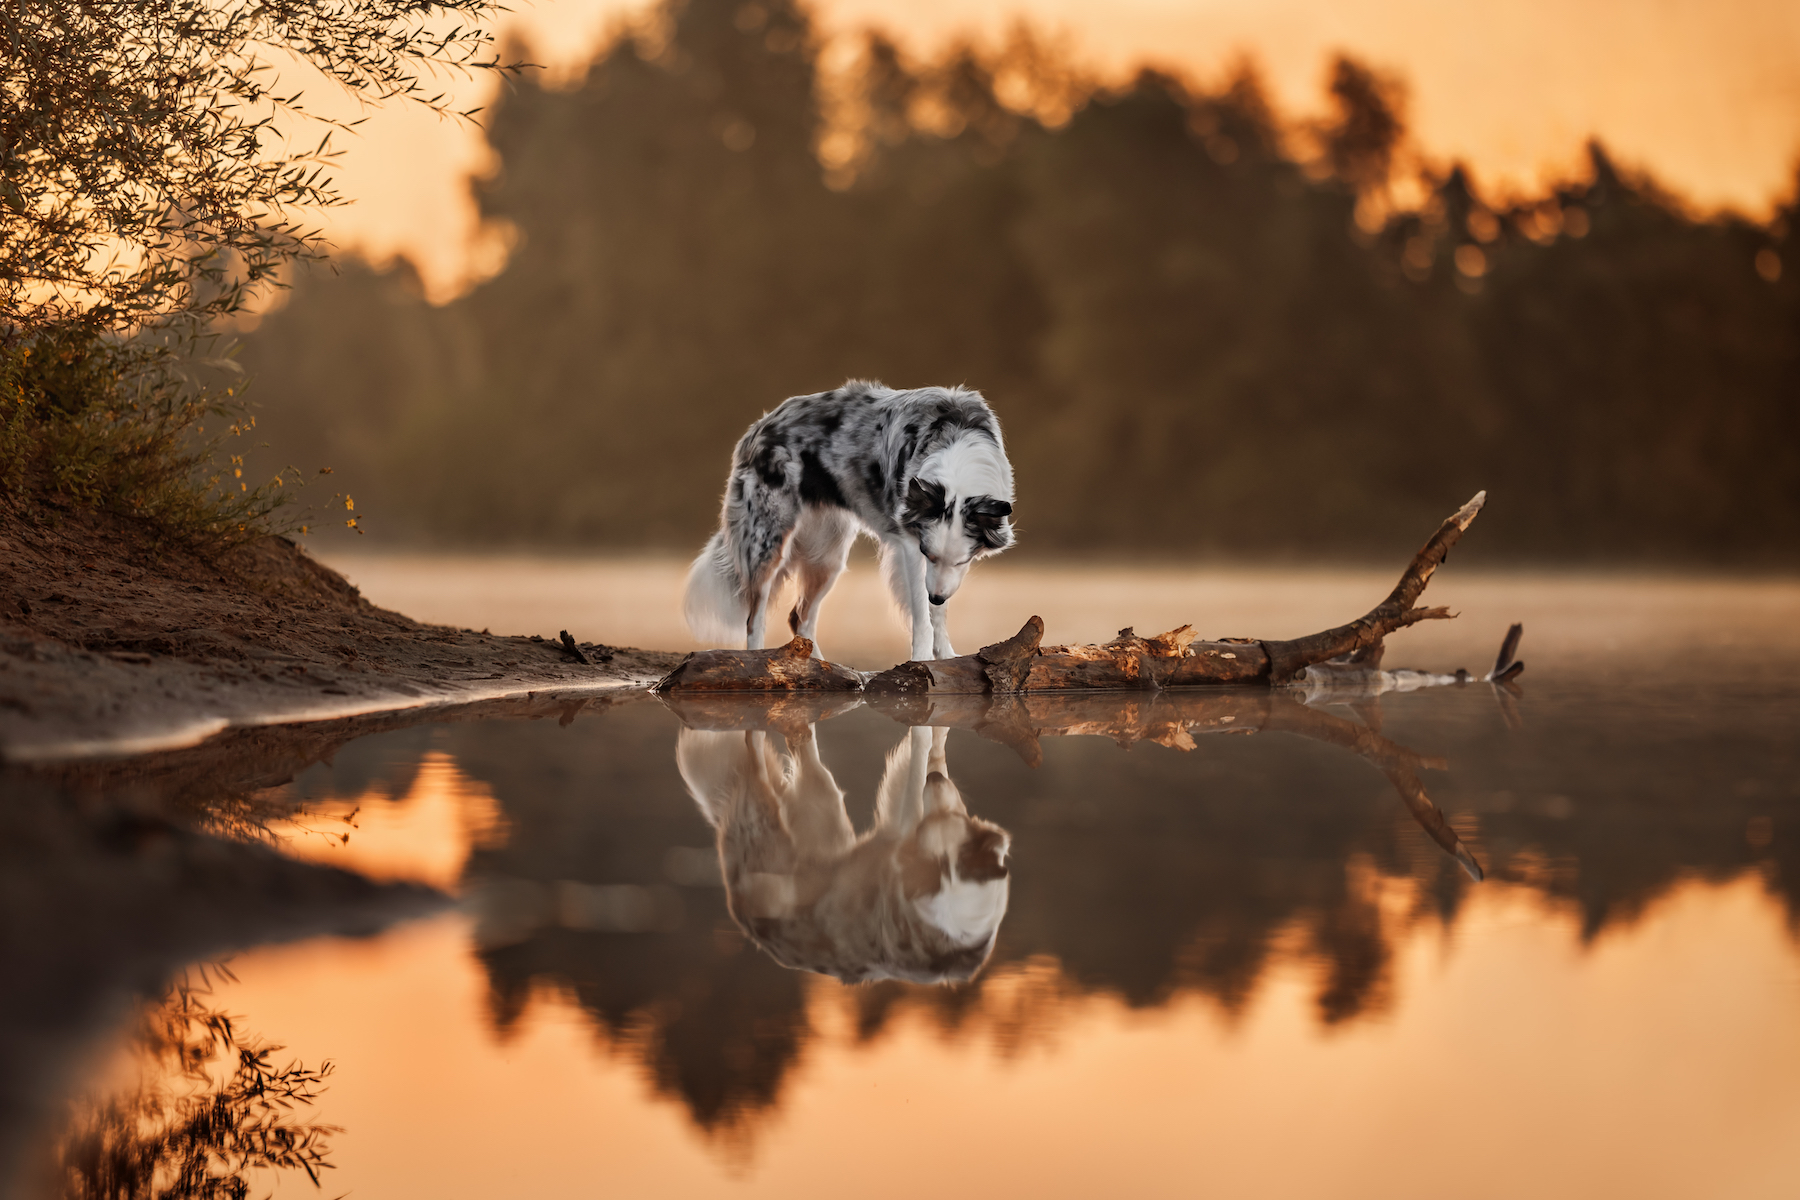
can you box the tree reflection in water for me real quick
[461,684,1516,1142]
[22,629,1797,1167]
[54,966,338,1199]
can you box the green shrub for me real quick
[0,327,348,549]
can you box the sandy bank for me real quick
[0,506,685,763]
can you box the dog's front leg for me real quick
[929,602,955,659]
[926,725,950,776]
[898,549,934,661]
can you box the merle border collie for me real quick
[684,381,1016,662]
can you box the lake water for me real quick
[16,560,1800,1199]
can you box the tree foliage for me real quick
[0,1,510,548]
[1,0,507,340]
[239,0,1800,562]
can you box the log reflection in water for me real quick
[668,684,1486,882]
[950,689,1477,879]
[448,663,1797,1143]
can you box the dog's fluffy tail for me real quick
[684,528,746,645]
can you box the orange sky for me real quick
[298,0,1800,300]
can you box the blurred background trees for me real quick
[239,0,1800,563]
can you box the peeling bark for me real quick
[653,636,862,694]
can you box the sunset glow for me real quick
[293,0,1800,300]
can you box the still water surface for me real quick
[49,563,1800,1197]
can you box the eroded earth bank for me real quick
[0,505,683,763]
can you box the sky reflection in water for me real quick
[196,630,1800,1199]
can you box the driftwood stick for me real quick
[1490,622,1525,683]
[1261,490,1485,684]
[558,630,592,665]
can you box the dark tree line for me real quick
[239,0,1800,562]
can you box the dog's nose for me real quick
[929,594,946,606]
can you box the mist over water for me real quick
[320,551,1800,678]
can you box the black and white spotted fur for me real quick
[684,381,1016,661]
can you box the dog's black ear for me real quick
[962,496,1014,550]
[957,822,1010,882]
[902,477,948,530]
[964,497,1012,523]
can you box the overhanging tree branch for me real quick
[1,0,516,342]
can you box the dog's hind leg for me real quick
[786,508,855,660]
[742,535,793,650]
[779,723,856,858]
[732,482,801,650]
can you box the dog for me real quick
[676,722,1011,984]
[684,381,1016,662]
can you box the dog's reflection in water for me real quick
[677,724,1011,984]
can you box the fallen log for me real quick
[656,491,1491,696]
[863,619,1270,695]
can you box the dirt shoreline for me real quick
[0,505,688,763]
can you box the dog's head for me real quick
[902,430,1016,606]
[902,480,1014,607]
[899,779,1011,953]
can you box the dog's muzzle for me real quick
[929,594,946,606]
